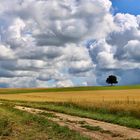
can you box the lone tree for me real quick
[106,75,118,86]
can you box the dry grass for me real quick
[0,89,140,102]
[0,88,140,117]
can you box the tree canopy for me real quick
[106,75,118,86]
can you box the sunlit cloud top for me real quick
[0,0,140,87]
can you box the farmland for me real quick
[0,85,140,140]
[0,85,140,102]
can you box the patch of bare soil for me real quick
[15,106,140,140]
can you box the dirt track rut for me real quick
[15,105,140,140]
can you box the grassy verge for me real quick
[0,117,13,137]
[2,100,140,129]
[0,103,90,140]
[0,85,140,94]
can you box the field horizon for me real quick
[0,84,140,139]
[0,84,140,95]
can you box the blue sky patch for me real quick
[112,0,140,15]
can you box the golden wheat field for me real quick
[0,89,140,102]
[0,88,140,115]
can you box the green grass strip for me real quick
[0,104,90,140]
[0,85,140,94]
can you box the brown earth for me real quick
[15,105,140,140]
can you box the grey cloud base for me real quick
[0,0,140,87]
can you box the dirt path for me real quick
[15,105,140,140]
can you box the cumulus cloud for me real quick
[123,40,140,61]
[0,44,15,60]
[56,79,74,87]
[90,13,140,85]
[0,0,140,87]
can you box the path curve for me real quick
[15,105,140,140]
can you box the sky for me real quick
[112,0,140,15]
[0,0,140,88]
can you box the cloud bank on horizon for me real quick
[0,0,140,87]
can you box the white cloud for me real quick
[0,44,15,59]
[124,40,140,61]
[56,79,74,87]
[0,0,140,87]
[97,52,116,69]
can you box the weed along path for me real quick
[15,105,140,140]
